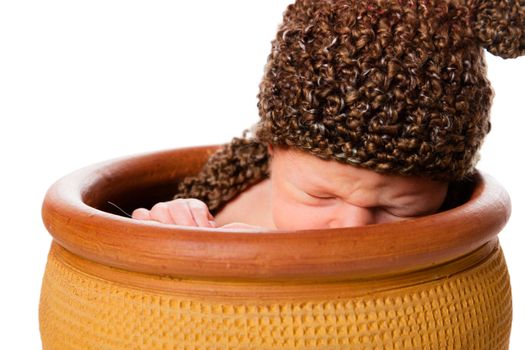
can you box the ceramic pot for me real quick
[39,145,513,349]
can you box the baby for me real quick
[132,144,449,230]
[133,0,525,230]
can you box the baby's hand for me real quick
[219,222,267,231]
[132,198,216,228]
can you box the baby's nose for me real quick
[328,205,376,228]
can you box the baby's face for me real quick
[269,147,449,230]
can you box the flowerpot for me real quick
[39,145,513,349]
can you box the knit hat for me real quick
[255,0,525,181]
[176,0,525,213]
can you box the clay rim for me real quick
[42,145,512,281]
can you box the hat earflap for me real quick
[470,0,525,58]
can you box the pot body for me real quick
[40,239,511,350]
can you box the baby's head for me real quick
[250,0,524,228]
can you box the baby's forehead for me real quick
[273,147,445,196]
[274,148,388,184]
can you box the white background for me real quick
[1,1,524,348]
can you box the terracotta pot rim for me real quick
[42,145,512,281]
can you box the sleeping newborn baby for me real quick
[133,0,524,230]
[132,145,448,230]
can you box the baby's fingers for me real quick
[132,208,151,221]
[155,200,192,226]
[132,199,215,228]
[150,202,179,224]
[185,199,216,228]
[167,199,215,228]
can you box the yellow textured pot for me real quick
[39,146,512,349]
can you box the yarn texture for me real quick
[175,0,524,211]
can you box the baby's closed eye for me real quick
[306,192,336,200]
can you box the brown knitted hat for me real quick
[255,0,525,181]
[176,0,525,213]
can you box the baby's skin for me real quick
[132,146,449,230]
